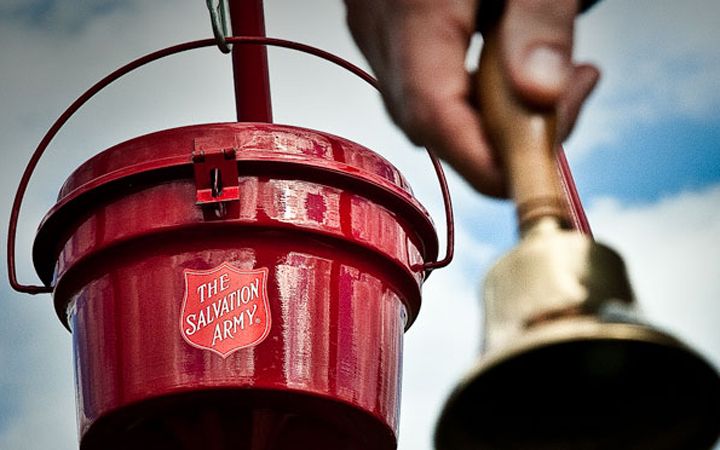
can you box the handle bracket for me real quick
[192,140,240,206]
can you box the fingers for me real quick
[347,0,506,196]
[415,91,507,197]
[344,0,597,198]
[557,63,600,142]
[344,0,389,77]
[381,1,476,144]
[389,4,506,196]
[499,0,580,107]
[491,0,601,143]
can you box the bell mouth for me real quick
[435,320,720,450]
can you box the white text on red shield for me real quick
[184,272,262,347]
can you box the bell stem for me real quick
[476,30,570,235]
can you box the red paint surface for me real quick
[34,123,437,449]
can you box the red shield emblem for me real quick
[180,263,271,357]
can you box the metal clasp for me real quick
[192,138,240,218]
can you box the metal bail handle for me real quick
[7,36,456,294]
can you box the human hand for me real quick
[344,0,600,197]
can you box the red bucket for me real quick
[28,122,440,449]
[8,38,453,450]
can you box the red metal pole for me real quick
[228,0,273,122]
[557,147,593,236]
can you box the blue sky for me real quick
[1,1,718,449]
[574,117,720,204]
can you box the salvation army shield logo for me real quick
[180,263,271,357]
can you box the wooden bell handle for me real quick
[477,31,570,231]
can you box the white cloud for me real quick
[568,0,720,156]
[587,183,720,368]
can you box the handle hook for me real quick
[206,0,232,54]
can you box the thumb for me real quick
[498,0,579,107]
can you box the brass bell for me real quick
[434,29,720,450]
[434,217,720,450]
